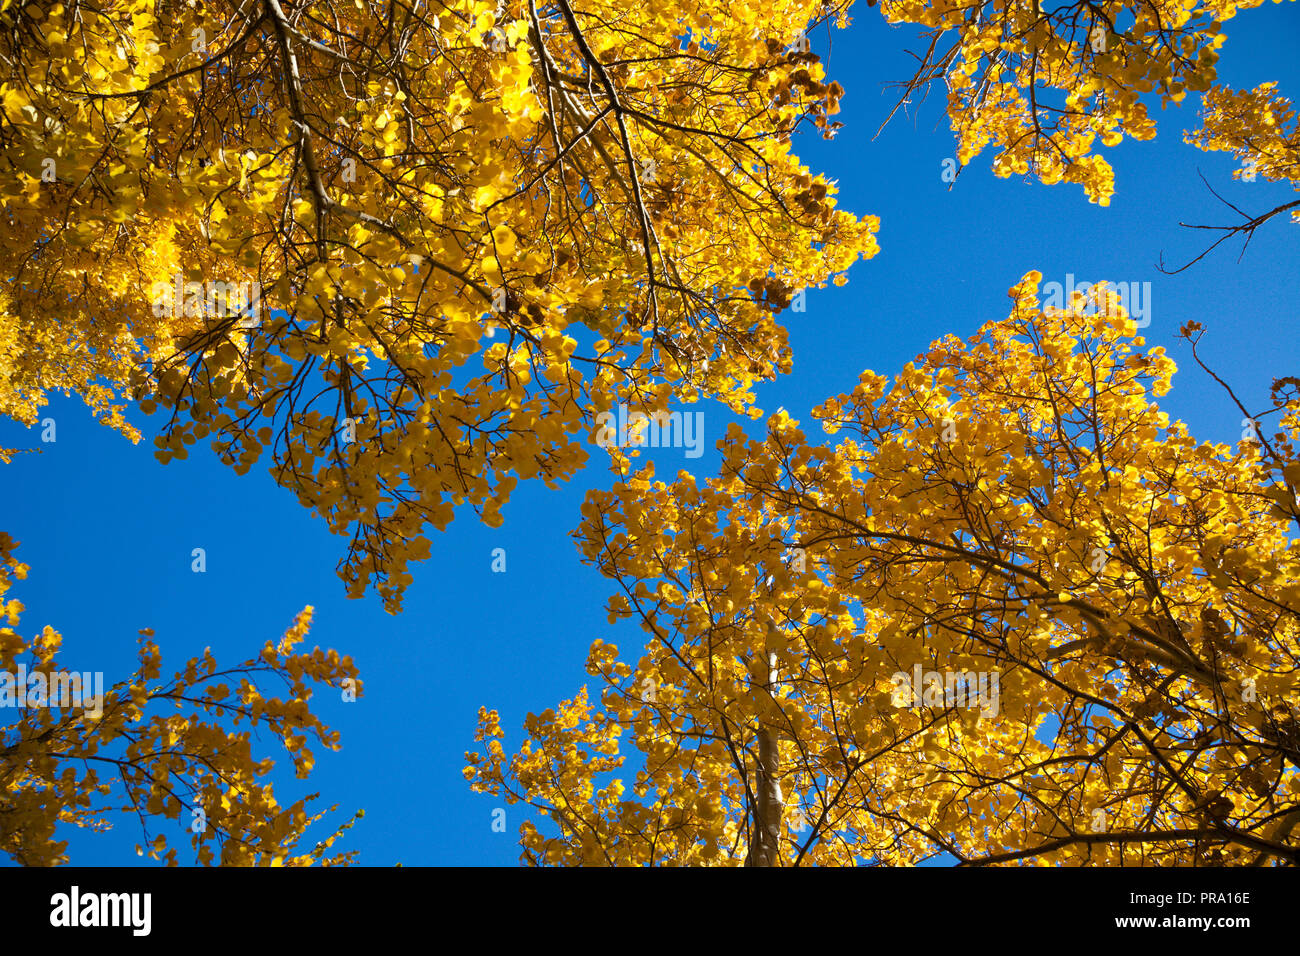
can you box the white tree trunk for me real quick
[747,630,782,866]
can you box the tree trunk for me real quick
[746,632,782,866]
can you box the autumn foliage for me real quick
[468,280,1300,865]
[0,0,1297,866]
[0,0,878,610]
[0,532,363,865]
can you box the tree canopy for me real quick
[1,0,1296,865]
[0,532,363,865]
[468,280,1300,865]
[1,0,878,610]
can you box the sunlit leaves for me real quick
[468,275,1300,866]
[1,0,879,610]
[0,533,362,866]
[878,0,1286,205]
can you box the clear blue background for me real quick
[2,4,1298,866]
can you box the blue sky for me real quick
[2,5,1298,866]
